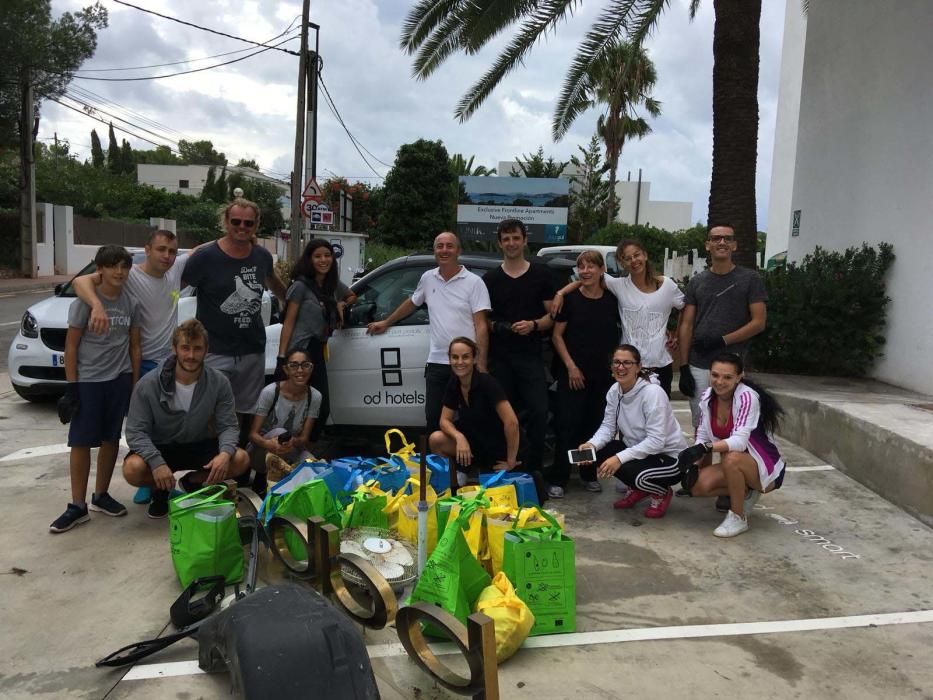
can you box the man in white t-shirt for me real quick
[74,229,190,505]
[367,231,491,431]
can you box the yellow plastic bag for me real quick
[473,572,535,663]
[459,483,518,512]
[441,491,489,561]
[396,478,449,555]
[485,506,567,575]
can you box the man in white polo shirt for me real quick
[368,231,490,431]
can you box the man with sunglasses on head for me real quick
[677,224,767,509]
[181,198,287,440]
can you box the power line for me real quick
[47,97,184,151]
[71,36,295,81]
[317,71,393,169]
[69,84,187,138]
[63,92,179,147]
[317,73,384,178]
[108,0,300,56]
[76,27,299,72]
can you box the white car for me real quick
[8,250,279,402]
[536,244,626,277]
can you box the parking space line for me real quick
[0,439,128,462]
[122,608,933,679]
[786,465,835,472]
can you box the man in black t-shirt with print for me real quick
[482,219,555,479]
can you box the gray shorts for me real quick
[205,351,265,413]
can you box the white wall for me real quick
[35,203,54,277]
[137,164,212,197]
[764,0,807,263]
[786,1,933,393]
[614,181,693,232]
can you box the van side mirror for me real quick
[54,284,63,296]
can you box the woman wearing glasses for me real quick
[552,239,684,396]
[546,250,621,498]
[278,238,357,440]
[247,347,322,494]
[578,345,687,518]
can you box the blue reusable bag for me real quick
[292,460,346,501]
[426,454,451,493]
[480,471,539,506]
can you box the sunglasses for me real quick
[287,361,314,370]
[708,235,735,243]
[229,218,256,228]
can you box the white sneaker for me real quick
[547,485,565,499]
[584,480,603,493]
[456,470,469,487]
[713,510,749,538]
[744,489,761,511]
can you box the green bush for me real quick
[362,241,414,273]
[585,222,709,268]
[751,243,895,376]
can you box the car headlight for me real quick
[21,311,38,338]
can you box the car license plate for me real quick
[51,354,64,367]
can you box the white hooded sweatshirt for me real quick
[588,376,687,463]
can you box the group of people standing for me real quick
[50,198,351,532]
[49,200,785,541]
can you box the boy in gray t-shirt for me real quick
[50,246,141,534]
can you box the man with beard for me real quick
[122,319,250,519]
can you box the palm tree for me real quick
[400,0,762,268]
[553,41,661,226]
[449,153,496,176]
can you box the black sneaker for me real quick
[50,503,90,533]
[715,495,730,513]
[148,490,170,519]
[89,492,127,517]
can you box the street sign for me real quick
[302,177,323,200]
[301,199,333,225]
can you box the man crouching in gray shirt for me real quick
[123,319,250,519]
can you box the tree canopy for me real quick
[0,0,108,147]
[509,147,567,178]
[178,139,226,165]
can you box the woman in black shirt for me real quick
[546,250,620,498]
[428,337,524,490]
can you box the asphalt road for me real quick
[0,288,56,374]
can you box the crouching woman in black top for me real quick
[428,336,525,492]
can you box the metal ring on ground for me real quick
[267,515,314,575]
[395,602,483,693]
[330,553,397,629]
[234,488,263,518]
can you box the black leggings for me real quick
[307,337,329,441]
[596,440,681,497]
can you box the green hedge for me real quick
[751,243,894,376]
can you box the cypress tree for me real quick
[90,129,105,169]
[107,123,120,174]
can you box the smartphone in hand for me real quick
[568,447,596,464]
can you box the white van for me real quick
[536,245,625,277]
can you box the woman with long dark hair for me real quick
[278,239,356,439]
[678,352,786,538]
[546,250,620,498]
[579,345,687,518]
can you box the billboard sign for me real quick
[457,176,569,243]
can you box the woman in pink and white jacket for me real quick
[678,352,786,538]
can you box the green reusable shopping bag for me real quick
[342,488,390,530]
[261,469,341,560]
[409,506,491,634]
[169,485,243,589]
[502,510,576,636]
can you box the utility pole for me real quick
[289,0,311,264]
[304,24,320,199]
[19,72,37,278]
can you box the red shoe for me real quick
[613,488,649,509]
[644,489,673,518]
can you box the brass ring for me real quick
[234,488,264,518]
[395,602,483,692]
[267,515,314,575]
[330,553,397,629]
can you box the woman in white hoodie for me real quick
[580,344,687,518]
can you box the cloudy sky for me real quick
[43,0,791,230]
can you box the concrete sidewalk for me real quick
[2,371,933,698]
[0,273,72,296]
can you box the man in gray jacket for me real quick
[123,319,250,518]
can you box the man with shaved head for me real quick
[368,231,491,431]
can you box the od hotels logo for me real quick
[362,390,425,406]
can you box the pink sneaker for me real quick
[644,489,673,518]
[613,488,649,509]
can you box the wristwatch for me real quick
[703,441,713,453]
[532,320,539,331]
